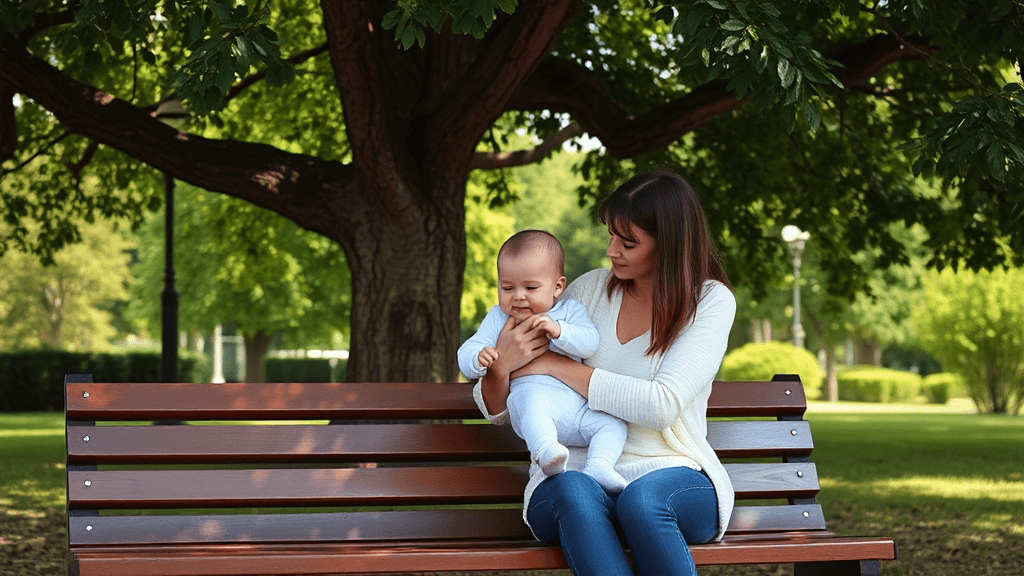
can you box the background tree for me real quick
[2,0,1022,381]
[912,267,1024,414]
[0,220,132,351]
[127,184,350,383]
[510,150,610,284]
[461,170,516,340]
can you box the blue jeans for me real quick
[526,467,718,576]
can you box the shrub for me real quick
[913,268,1024,414]
[922,372,968,404]
[0,350,208,411]
[265,357,338,383]
[720,342,824,400]
[837,368,922,403]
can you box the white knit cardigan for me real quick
[473,268,736,539]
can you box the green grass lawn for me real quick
[1,409,1022,575]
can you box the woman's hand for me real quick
[490,315,550,375]
[479,316,549,415]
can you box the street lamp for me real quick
[781,225,810,349]
[155,98,187,383]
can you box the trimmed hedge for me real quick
[837,368,922,403]
[720,342,824,400]
[265,357,347,383]
[922,372,968,404]
[0,350,210,412]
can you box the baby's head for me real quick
[496,230,566,323]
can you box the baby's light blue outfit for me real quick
[457,298,628,491]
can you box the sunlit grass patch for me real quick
[821,476,1024,503]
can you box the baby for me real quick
[458,229,628,492]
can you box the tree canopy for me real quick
[2,0,1022,381]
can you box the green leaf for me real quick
[721,19,746,32]
[778,58,794,88]
[188,13,206,45]
[400,24,416,49]
[986,142,1006,180]
[802,98,820,132]
[496,0,518,13]
[235,36,253,72]
[896,139,924,152]
[216,49,235,94]
[210,1,234,25]
[382,8,403,30]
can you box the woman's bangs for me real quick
[599,200,638,243]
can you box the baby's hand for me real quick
[529,314,561,339]
[478,346,499,368]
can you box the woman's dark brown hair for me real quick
[598,169,731,356]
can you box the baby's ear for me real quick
[553,276,567,298]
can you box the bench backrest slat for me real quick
[65,380,806,421]
[66,420,812,465]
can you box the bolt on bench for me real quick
[64,373,896,575]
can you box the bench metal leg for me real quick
[795,559,881,576]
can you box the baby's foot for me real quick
[536,444,569,476]
[581,459,628,493]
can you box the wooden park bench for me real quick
[64,373,896,575]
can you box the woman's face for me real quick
[606,222,658,283]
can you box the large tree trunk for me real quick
[339,172,466,383]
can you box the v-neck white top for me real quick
[473,268,737,539]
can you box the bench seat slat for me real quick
[67,463,816,509]
[70,536,897,576]
[67,505,826,546]
[67,421,813,465]
[65,381,806,421]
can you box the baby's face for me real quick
[497,251,566,324]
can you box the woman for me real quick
[475,169,736,576]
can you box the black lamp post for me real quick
[155,98,187,383]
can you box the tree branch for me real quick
[429,0,583,161]
[320,0,417,206]
[0,29,355,240]
[510,34,938,160]
[471,123,583,169]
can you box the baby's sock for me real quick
[581,458,628,493]
[536,444,569,476]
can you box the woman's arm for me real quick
[512,350,595,399]
[479,316,550,415]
